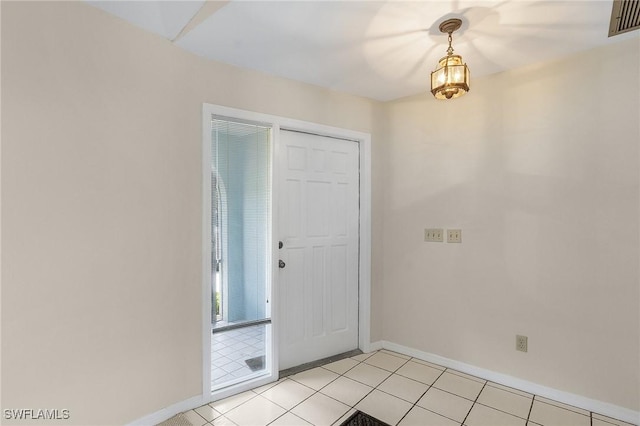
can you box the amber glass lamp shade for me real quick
[430,54,470,100]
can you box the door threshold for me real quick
[279,349,363,378]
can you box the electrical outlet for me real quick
[516,335,528,352]
[424,228,443,242]
[447,229,462,243]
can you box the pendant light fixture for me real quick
[430,18,470,100]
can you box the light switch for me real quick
[447,229,462,243]
[424,228,443,242]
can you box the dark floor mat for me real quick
[245,356,265,372]
[339,411,392,426]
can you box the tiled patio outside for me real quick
[211,324,266,388]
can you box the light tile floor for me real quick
[167,349,636,426]
[212,324,266,387]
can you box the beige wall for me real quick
[382,38,640,411]
[0,2,384,424]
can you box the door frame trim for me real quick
[201,103,372,402]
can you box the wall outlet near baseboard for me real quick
[516,335,528,352]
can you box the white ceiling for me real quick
[88,1,639,101]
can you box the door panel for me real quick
[278,130,359,370]
[283,247,305,344]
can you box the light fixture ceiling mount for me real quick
[438,18,462,36]
[430,18,470,100]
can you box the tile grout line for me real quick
[472,400,531,422]
[424,368,534,424]
[209,390,260,422]
[265,356,369,425]
[223,351,401,426]
[331,354,450,425]
[442,369,487,385]
[355,356,421,419]
[323,354,412,424]
[216,357,405,425]
[525,395,536,426]
[459,377,487,426]
[393,363,448,426]
[282,353,417,426]
[535,398,593,418]
[484,381,533,399]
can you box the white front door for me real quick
[278,129,360,370]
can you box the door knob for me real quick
[279,260,286,269]
[279,241,283,249]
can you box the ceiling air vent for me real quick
[609,0,640,37]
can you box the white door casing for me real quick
[202,103,371,403]
[278,130,360,370]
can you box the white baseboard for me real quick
[127,394,204,426]
[374,340,640,425]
